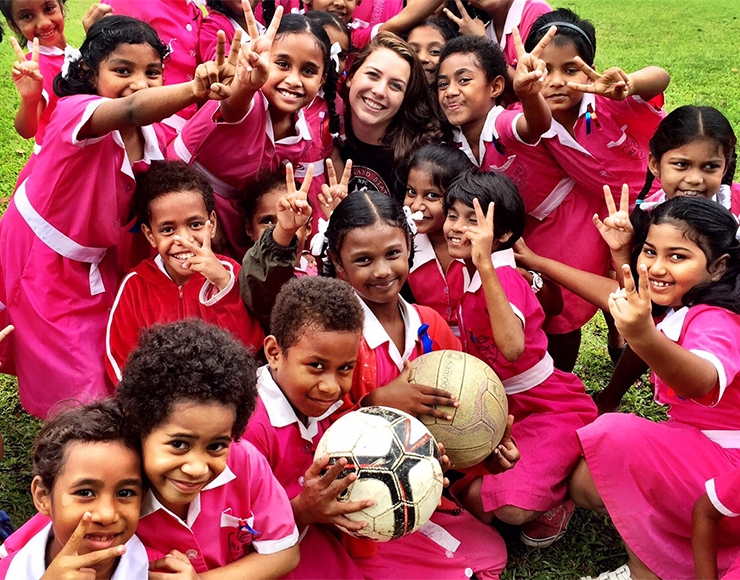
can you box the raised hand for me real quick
[234,0,283,94]
[82,3,112,33]
[566,57,633,101]
[40,512,126,580]
[593,184,634,255]
[462,198,495,270]
[192,30,242,101]
[609,264,654,342]
[512,237,540,270]
[276,163,314,235]
[511,25,555,99]
[149,550,201,580]
[364,362,459,420]
[318,158,352,220]
[10,37,43,101]
[482,415,520,474]
[442,0,486,37]
[173,221,231,291]
[292,455,374,531]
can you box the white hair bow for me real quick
[61,46,82,79]
[330,42,342,74]
[402,205,422,235]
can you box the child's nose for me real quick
[92,496,118,526]
[182,455,209,478]
[130,73,150,92]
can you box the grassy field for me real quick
[0,1,737,578]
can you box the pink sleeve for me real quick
[351,26,379,50]
[494,108,528,146]
[707,467,740,516]
[518,1,553,40]
[240,441,299,554]
[680,307,740,402]
[495,266,532,325]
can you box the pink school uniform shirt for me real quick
[136,439,299,574]
[407,233,465,336]
[0,94,164,418]
[707,468,740,580]
[199,10,265,63]
[485,0,552,68]
[169,93,312,259]
[245,366,366,580]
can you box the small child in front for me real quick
[106,161,264,385]
[0,400,147,580]
[116,319,300,578]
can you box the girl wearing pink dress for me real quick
[443,170,596,549]
[0,15,235,417]
[571,197,740,580]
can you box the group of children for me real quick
[0,0,738,579]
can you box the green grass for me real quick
[0,0,736,577]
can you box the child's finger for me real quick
[321,456,350,486]
[215,30,226,67]
[603,185,617,216]
[325,157,337,187]
[227,29,242,69]
[202,221,213,251]
[173,234,201,253]
[304,454,331,480]
[573,55,601,81]
[565,81,596,94]
[485,201,495,227]
[442,7,463,27]
[0,325,15,343]
[530,25,557,58]
[333,515,369,532]
[621,263,637,295]
[340,159,352,186]
[511,26,525,59]
[75,544,126,569]
[619,183,630,213]
[637,263,650,298]
[242,0,260,41]
[319,185,332,206]
[262,4,284,45]
[284,163,296,194]
[10,37,26,63]
[592,213,605,232]
[472,197,486,224]
[60,512,92,555]
[299,163,315,195]
[31,37,40,63]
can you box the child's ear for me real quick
[208,211,218,238]
[498,231,514,244]
[31,476,52,517]
[709,253,730,281]
[6,20,21,36]
[141,224,157,249]
[328,250,346,279]
[489,75,506,101]
[648,153,661,179]
[264,335,283,370]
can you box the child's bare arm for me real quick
[692,492,723,580]
[442,0,486,37]
[197,546,300,580]
[10,38,44,140]
[594,345,648,415]
[377,0,446,36]
[567,58,670,103]
[517,268,563,317]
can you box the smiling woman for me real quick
[342,32,448,201]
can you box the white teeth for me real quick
[651,280,671,287]
[278,89,302,99]
[173,252,195,260]
[362,97,384,111]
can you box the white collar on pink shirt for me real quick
[485,0,526,48]
[263,96,312,146]
[26,41,66,56]
[453,105,504,167]
[360,296,422,372]
[140,465,237,528]
[411,232,464,274]
[656,306,690,341]
[640,186,732,212]
[5,522,149,580]
[465,248,517,294]
[256,365,342,442]
[540,93,596,157]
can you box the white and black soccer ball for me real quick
[315,406,444,542]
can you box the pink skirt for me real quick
[480,369,597,512]
[578,413,740,579]
[523,190,610,335]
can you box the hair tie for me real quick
[330,42,342,74]
[310,217,330,257]
[61,46,82,79]
[537,21,594,51]
[402,205,421,235]
[734,214,740,243]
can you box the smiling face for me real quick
[637,222,720,308]
[444,198,508,260]
[407,25,446,84]
[10,0,65,49]
[305,0,357,24]
[142,401,235,520]
[33,441,142,579]
[649,138,727,200]
[437,52,502,129]
[262,33,326,117]
[347,47,411,140]
[539,40,589,125]
[404,165,446,235]
[265,328,360,423]
[332,222,410,308]
[93,42,163,99]
[142,190,216,286]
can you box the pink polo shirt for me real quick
[135,440,299,573]
[707,467,740,519]
[485,0,552,68]
[407,233,465,335]
[199,10,265,63]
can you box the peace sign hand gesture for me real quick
[443,0,486,37]
[192,30,243,101]
[318,158,352,219]
[566,57,633,101]
[40,512,126,580]
[174,221,231,291]
[608,264,654,343]
[233,1,283,96]
[511,25,555,99]
[277,163,314,235]
[593,184,634,256]
[463,198,495,270]
[10,37,43,102]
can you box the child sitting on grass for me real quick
[106,161,264,385]
[117,319,300,578]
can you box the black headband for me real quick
[536,22,594,51]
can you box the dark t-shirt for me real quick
[341,139,407,202]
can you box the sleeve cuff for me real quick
[263,225,299,259]
[691,349,727,404]
[706,478,739,517]
[252,526,300,554]
[199,261,236,306]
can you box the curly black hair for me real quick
[134,160,215,227]
[271,277,364,351]
[117,320,259,440]
[33,399,140,492]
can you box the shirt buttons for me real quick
[185,549,199,560]
[189,49,196,57]
[187,74,194,80]
[298,475,305,486]
[186,23,193,32]
[600,171,609,177]
[302,443,312,453]
[464,567,473,577]
[445,550,454,559]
